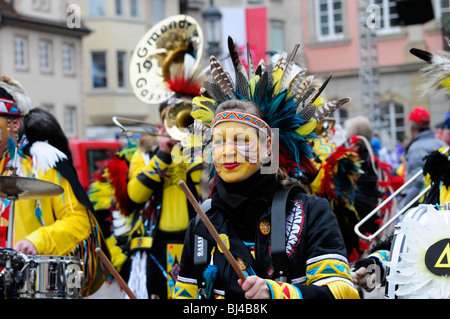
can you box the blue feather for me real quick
[8,138,16,161]
[202,264,218,299]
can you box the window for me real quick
[40,40,52,73]
[270,20,284,52]
[316,0,344,41]
[117,51,127,89]
[115,0,124,16]
[65,106,77,138]
[436,0,450,21]
[89,0,105,16]
[14,36,28,70]
[380,101,405,144]
[151,0,165,24]
[92,52,108,89]
[130,0,139,17]
[372,0,400,34]
[33,0,49,10]
[63,43,75,75]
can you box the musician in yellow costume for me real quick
[173,37,359,299]
[125,104,203,299]
[123,31,205,298]
[0,76,108,297]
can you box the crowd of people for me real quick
[1,26,450,301]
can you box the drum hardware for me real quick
[0,249,26,299]
[354,146,450,242]
[18,255,83,299]
[0,173,64,248]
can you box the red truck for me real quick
[69,139,123,191]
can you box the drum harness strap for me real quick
[193,185,303,291]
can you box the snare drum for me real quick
[385,204,450,299]
[18,255,84,299]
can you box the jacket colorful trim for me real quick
[173,191,359,299]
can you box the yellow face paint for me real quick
[212,121,262,183]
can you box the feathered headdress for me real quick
[410,45,450,96]
[0,75,31,117]
[190,36,351,179]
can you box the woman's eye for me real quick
[213,138,224,145]
[235,136,247,144]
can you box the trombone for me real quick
[112,116,170,138]
[354,146,450,242]
[112,101,194,141]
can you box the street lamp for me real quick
[202,0,222,57]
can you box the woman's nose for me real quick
[224,141,236,157]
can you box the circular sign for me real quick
[425,238,450,276]
[129,15,204,106]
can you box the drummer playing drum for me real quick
[0,75,109,297]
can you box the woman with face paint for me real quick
[173,38,359,300]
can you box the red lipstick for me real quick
[223,163,241,170]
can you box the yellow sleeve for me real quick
[265,280,302,299]
[128,149,146,180]
[127,150,172,204]
[326,281,361,299]
[306,255,360,299]
[173,277,199,299]
[26,169,93,256]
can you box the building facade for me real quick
[71,0,181,140]
[301,0,448,149]
[0,0,90,139]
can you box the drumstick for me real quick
[178,180,246,282]
[95,247,137,299]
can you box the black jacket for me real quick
[175,174,355,299]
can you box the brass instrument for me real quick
[163,101,194,141]
[354,146,450,242]
[112,116,170,138]
[314,118,336,137]
[129,15,204,105]
[113,100,194,141]
[120,14,203,141]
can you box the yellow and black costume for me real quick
[125,142,202,299]
[0,81,108,297]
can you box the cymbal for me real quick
[0,175,64,199]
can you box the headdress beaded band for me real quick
[211,111,272,137]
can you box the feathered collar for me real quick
[29,141,67,174]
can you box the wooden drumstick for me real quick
[95,247,137,299]
[178,180,247,282]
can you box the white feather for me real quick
[184,53,196,79]
[29,141,67,173]
[386,205,450,299]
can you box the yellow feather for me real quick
[192,96,216,127]
[440,77,450,88]
[313,96,324,107]
[295,119,318,136]
[89,181,114,211]
[272,69,283,94]
[248,75,260,97]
